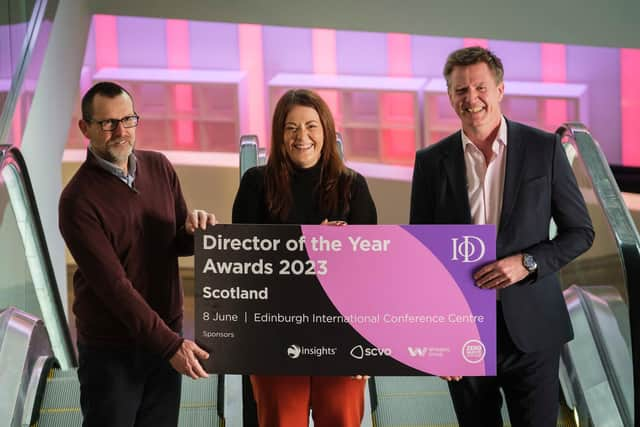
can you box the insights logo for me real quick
[286,344,336,359]
[287,344,302,359]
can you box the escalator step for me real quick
[36,369,222,427]
[38,369,82,425]
[371,377,577,427]
[178,376,222,427]
[372,377,460,426]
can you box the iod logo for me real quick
[287,344,301,359]
[451,236,486,263]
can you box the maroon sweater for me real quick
[59,149,193,359]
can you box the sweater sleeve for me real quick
[232,167,265,224]
[59,194,183,358]
[347,172,378,225]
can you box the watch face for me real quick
[523,254,537,272]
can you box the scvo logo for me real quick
[349,345,392,360]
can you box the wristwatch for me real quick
[522,253,537,274]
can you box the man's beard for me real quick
[105,140,133,164]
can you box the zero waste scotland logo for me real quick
[462,339,486,364]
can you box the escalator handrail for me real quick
[557,122,640,276]
[557,122,639,422]
[0,144,77,366]
[0,0,48,145]
[573,285,633,425]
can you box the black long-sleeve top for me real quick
[232,164,377,225]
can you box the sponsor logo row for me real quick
[286,340,485,363]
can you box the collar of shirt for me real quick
[87,146,137,188]
[461,115,508,156]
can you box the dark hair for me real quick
[81,81,134,121]
[443,46,504,90]
[265,89,353,221]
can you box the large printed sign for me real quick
[195,224,496,376]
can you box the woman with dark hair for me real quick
[232,89,377,426]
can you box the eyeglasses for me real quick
[87,115,139,131]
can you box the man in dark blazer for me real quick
[410,47,594,426]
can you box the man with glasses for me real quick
[59,81,214,427]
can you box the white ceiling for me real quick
[90,0,640,49]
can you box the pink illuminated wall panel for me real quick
[541,43,567,131]
[383,33,414,164]
[12,97,22,146]
[166,19,195,149]
[94,15,118,69]
[239,24,266,146]
[312,29,340,124]
[464,38,488,48]
[621,48,640,166]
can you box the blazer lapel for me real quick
[442,133,472,224]
[499,119,526,234]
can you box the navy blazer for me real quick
[410,119,594,352]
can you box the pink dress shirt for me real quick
[462,116,508,298]
[462,116,508,227]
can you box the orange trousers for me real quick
[250,375,365,427]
